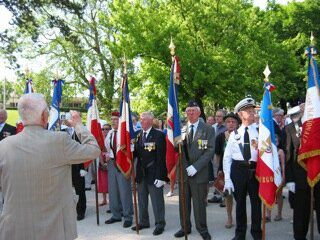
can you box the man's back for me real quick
[0,125,100,240]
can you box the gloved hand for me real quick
[286,182,295,193]
[80,169,88,177]
[223,179,234,194]
[154,179,165,188]
[186,165,197,177]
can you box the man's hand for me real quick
[67,111,83,128]
[223,179,234,194]
[186,165,197,177]
[286,182,295,193]
[154,179,165,188]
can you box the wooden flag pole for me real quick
[178,143,188,240]
[310,186,314,240]
[94,158,100,225]
[131,158,139,235]
[262,204,266,240]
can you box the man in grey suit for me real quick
[174,101,215,240]
[104,111,133,228]
[0,93,101,240]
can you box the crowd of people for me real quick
[0,93,319,240]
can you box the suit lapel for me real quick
[193,122,203,143]
[147,128,154,142]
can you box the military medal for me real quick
[251,139,258,150]
[144,142,155,151]
[202,140,208,149]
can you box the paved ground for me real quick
[76,184,319,240]
[1,184,318,239]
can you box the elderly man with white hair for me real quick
[0,93,101,240]
[0,109,16,141]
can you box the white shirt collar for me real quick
[188,119,200,129]
[142,127,152,138]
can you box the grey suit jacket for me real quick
[177,121,215,184]
[0,125,100,240]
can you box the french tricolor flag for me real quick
[298,45,320,187]
[256,82,282,208]
[86,77,104,168]
[116,72,134,178]
[166,56,181,180]
[17,79,34,133]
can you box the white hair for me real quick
[141,111,154,119]
[186,106,201,112]
[18,93,48,125]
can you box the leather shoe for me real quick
[153,227,164,235]
[123,220,132,228]
[201,232,212,240]
[131,224,150,231]
[106,209,111,213]
[208,195,222,203]
[174,229,191,238]
[105,217,121,224]
[77,214,85,221]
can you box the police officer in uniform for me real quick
[132,111,167,235]
[223,98,262,240]
[285,105,320,240]
[174,101,215,240]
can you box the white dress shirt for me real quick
[187,119,200,140]
[223,124,259,180]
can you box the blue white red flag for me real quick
[256,82,282,208]
[24,79,34,94]
[86,76,104,168]
[48,79,64,131]
[116,73,134,178]
[166,56,181,180]
[298,45,320,187]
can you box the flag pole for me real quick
[123,57,139,234]
[262,204,266,240]
[94,157,100,225]
[169,38,187,240]
[310,186,314,240]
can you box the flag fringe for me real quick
[307,173,320,187]
[117,158,132,179]
[298,149,320,163]
[258,193,275,210]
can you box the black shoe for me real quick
[153,227,164,235]
[174,229,191,238]
[77,214,85,221]
[105,217,121,224]
[201,232,212,240]
[208,195,222,203]
[123,220,132,228]
[85,187,92,191]
[219,202,226,207]
[106,209,111,213]
[131,224,150,231]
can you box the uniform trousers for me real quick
[178,180,209,235]
[231,161,262,240]
[72,164,86,216]
[108,159,133,221]
[137,178,165,228]
[293,183,320,240]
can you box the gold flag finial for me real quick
[169,37,175,56]
[263,64,271,83]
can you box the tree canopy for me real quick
[0,0,318,117]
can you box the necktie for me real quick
[142,131,147,145]
[112,130,117,159]
[189,125,194,144]
[244,127,251,161]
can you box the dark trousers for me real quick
[137,178,165,228]
[178,180,208,235]
[293,183,320,240]
[231,162,262,240]
[72,164,86,216]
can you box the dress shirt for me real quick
[223,124,259,180]
[187,119,200,140]
[104,128,118,158]
[0,123,4,132]
[142,127,152,139]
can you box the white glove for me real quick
[186,165,197,177]
[286,182,295,193]
[223,179,234,194]
[80,170,88,177]
[154,179,165,188]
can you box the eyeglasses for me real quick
[102,128,110,131]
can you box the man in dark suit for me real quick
[285,106,320,240]
[132,111,167,236]
[62,124,87,221]
[0,109,16,141]
[174,101,215,240]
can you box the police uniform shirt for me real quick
[223,124,258,179]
